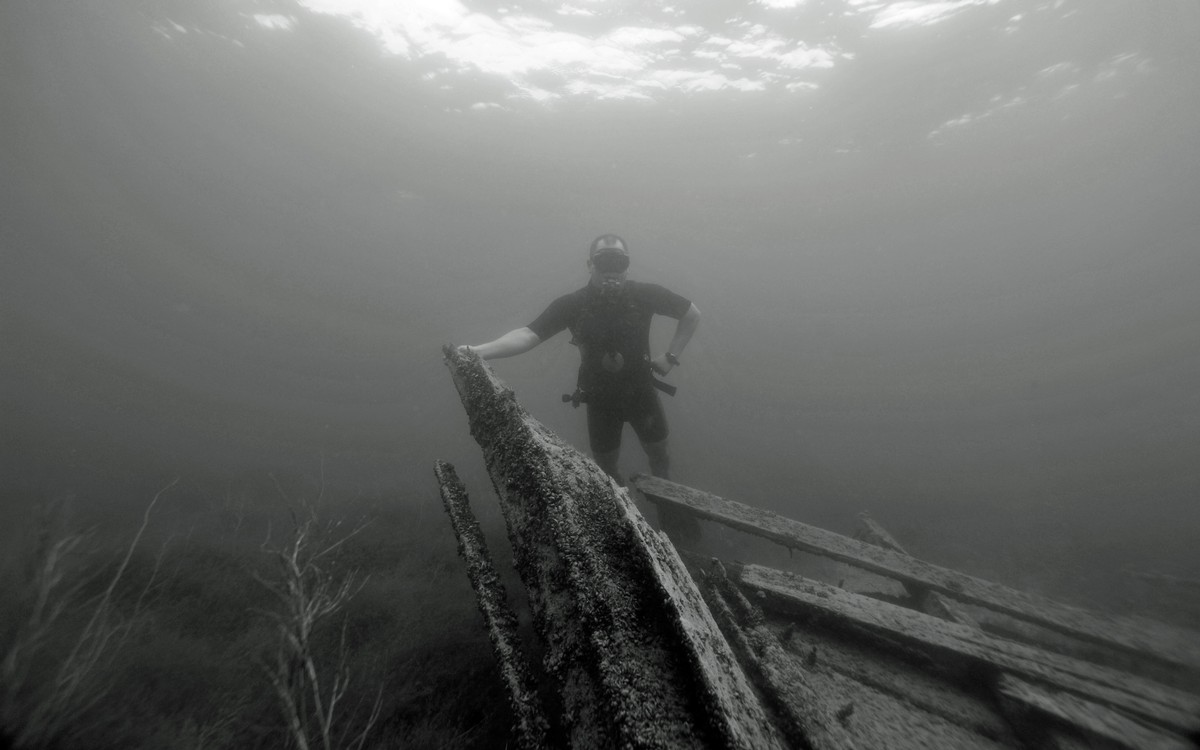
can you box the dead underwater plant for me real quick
[1,480,175,749]
[256,506,382,750]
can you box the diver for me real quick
[461,234,701,542]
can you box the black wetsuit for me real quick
[527,281,691,453]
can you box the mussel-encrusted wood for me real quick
[740,564,1200,736]
[442,346,784,749]
[434,460,550,749]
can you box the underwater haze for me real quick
[4,0,1200,612]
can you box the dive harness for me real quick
[562,376,677,408]
[562,280,677,407]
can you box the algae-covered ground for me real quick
[0,488,516,750]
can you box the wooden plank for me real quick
[794,625,1018,744]
[711,561,1019,749]
[854,511,908,554]
[434,460,551,749]
[633,474,1200,681]
[996,675,1192,750]
[836,512,909,600]
[974,609,1198,691]
[739,564,1200,737]
[703,564,857,750]
[854,512,978,628]
[916,588,980,628]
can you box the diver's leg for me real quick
[641,435,696,541]
[586,403,624,483]
[630,390,671,479]
[640,438,671,480]
[632,393,700,545]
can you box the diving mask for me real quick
[592,251,630,274]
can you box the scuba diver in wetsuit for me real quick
[461,234,701,541]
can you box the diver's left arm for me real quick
[650,303,700,376]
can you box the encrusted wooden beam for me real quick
[442,346,786,749]
[434,460,551,749]
[996,675,1192,750]
[740,564,1200,738]
[701,562,858,750]
[633,474,1200,685]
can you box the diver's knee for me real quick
[641,439,671,479]
[641,437,669,457]
[592,449,620,478]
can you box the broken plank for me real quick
[790,625,1018,744]
[832,511,907,600]
[996,674,1192,750]
[854,512,908,554]
[632,474,1200,682]
[702,564,857,750]
[434,460,551,749]
[973,608,1197,692]
[739,564,1200,737]
[854,512,978,628]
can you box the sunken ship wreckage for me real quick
[436,346,1200,749]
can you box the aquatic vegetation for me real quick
[0,488,511,749]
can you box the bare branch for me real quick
[2,480,176,747]
[255,504,379,750]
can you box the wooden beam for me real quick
[854,512,978,628]
[632,474,1200,683]
[971,608,1200,692]
[434,460,552,749]
[996,675,1192,750]
[853,511,908,554]
[739,564,1200,737]
[712,562,1025,749]
[702,564,857,750]
[796,624,1018,743]
[853,515,1189,689]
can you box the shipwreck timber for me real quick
[438,345,784,749]
[437,346,1200,749]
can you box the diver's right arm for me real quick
[463,327,542,360]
